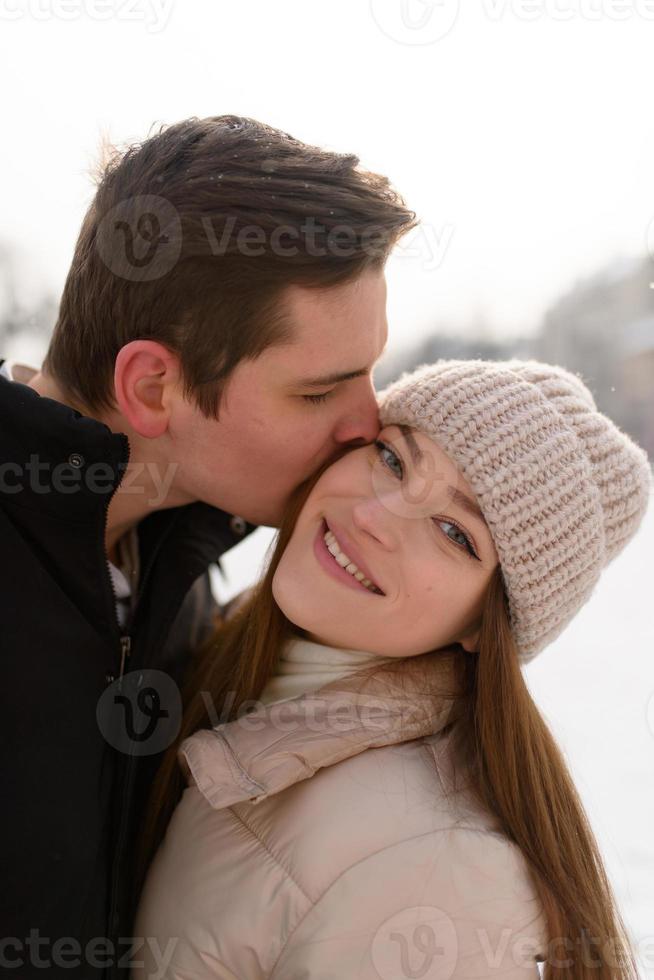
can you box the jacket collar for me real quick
[0,368,128,522]
[0,365,258,636]
[0,370,255,539]
[179,647,461,810]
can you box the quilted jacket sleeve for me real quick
[268,827,549,980]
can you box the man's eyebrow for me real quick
[294,338,389,389]
[398,424,488,528]
[296,367,372,389]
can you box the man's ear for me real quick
[114,340,182,438]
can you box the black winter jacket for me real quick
[0,365,257,978]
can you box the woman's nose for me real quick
[351,494,397,550]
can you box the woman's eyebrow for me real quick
[398,424,488,529]
[398,424,424,464]
[447,484,488,529]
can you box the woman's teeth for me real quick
[323,530,382,594]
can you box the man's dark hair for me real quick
[43,114,417,418]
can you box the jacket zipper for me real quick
[118,636,131,686]
[104,490,184,956]
[101,446,140,966]
[104,549,132,688]
[102,447,133,689]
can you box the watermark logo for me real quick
[370,0,460,44]
[96,197,398,278]
[370,0,654,43]
[97,668,182,756]
[371,905,458,979]
[96,195,182,281]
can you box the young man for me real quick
[0,115,416,978]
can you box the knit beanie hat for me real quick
[376,358,652,662]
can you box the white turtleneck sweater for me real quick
[258,633,398,707]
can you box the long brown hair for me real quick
[43,114,417,417]
[137,448,639,980]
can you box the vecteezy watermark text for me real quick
[0,0,174,32]
[0,456,178,507]
[95,194,449,281]
[371,0,654,48]
[0,932,178,978]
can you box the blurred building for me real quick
[378,256,654,463]
[535,256,654,460]
[619,313,654,459]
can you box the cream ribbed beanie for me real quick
[376,358,652,662]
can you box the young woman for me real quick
[133,358,651,980]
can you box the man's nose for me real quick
[333,385,381,448]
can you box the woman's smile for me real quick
[313,518,385,596]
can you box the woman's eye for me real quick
[437,520,479,560]
[374,440,479,561]
[374,439,403,477]
[303,390,335,405]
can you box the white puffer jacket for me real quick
[133,639,548,979]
